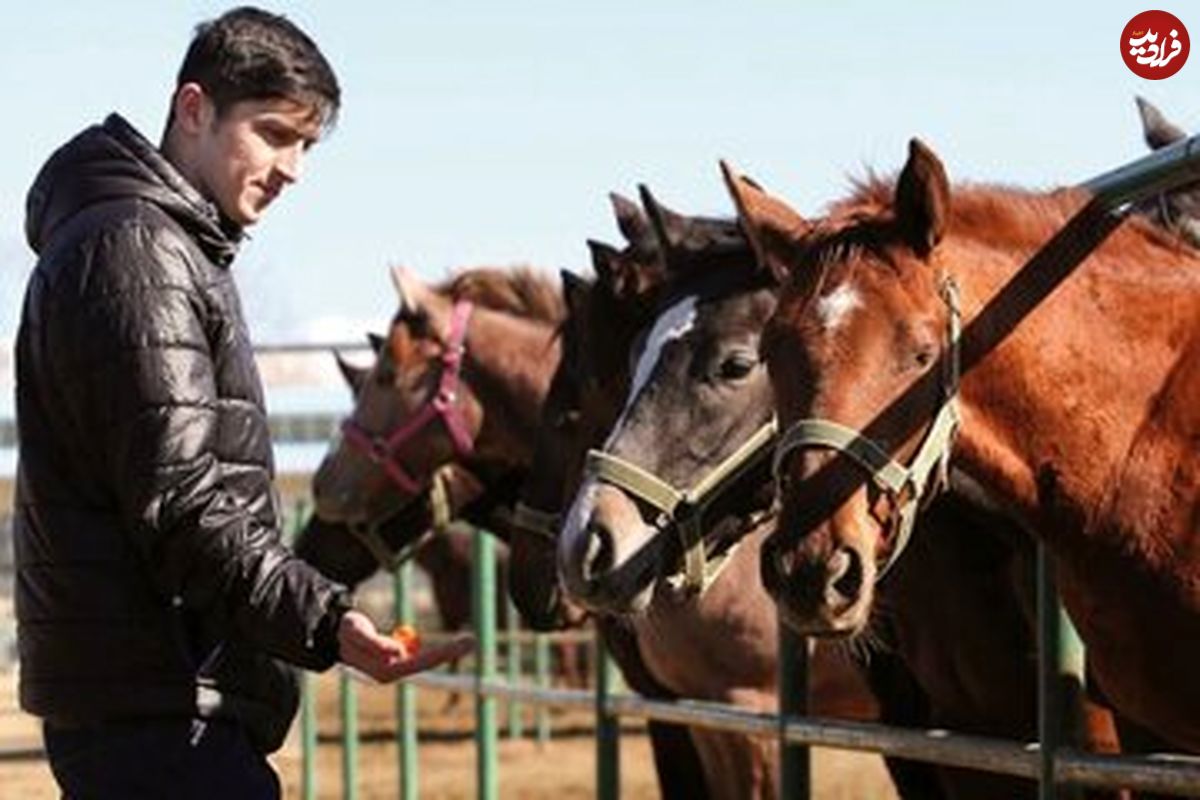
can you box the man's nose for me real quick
[276,144,303,184]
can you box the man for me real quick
[15,7,468,797]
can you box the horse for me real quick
[311,266,564,528]
[508,191,668,632]
[558,184,1130,798]
[502,194,724,800]
[295,340,586,692]
[727,139,1200,754]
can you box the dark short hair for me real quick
[174,6,340,131]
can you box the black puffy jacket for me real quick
[15,114,350,752]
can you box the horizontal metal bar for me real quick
[0,745,44,762]
[400,678,1200,796]
[422,630,595,646]
[1058,751,1200,797]
[251,342,372,354]
[1082,132,1200,210]
[404,673,595,713]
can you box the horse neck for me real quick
[943,216,1200,542]
[462,306,562,464]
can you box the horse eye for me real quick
[554,409,582,430]
[914,348,936,368]
[719,354,757,381]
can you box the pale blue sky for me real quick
[1,2,1196,343]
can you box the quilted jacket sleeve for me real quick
[53,218,350,671]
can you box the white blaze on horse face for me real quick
[558,481,599,586]
[815,283,862,332]
[605,294,698,447]
[558,294,697,579]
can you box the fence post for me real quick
[595,632,620,800]
[395,561,418,800]
[779,622,811,799]
[506,596,523,739]
[474,527,499,800]
[340,668,359,800]
[1038,541,1086,800]
[301,671,318,800]
[291,502,319,800]
[535,633,551,746]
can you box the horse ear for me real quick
[334,350,368,394]
[721,160,807,283]
[588,238,643,300]
[390,264,439,315]
[587,239,619,286]
[639,184,688,256]
[560,269,592,318]
[1136,96,1186,151]
[610,192,652,247]
[894,138,950,259]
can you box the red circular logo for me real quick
[1122,11,1189,79]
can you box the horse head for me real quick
[557,186,776,614]
[726,141,959,636]
[508,193,667,629]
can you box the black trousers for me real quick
[44,717,280,800]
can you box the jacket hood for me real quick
[25,114,241,265]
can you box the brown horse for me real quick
[728,140,1200,753]
[311,266,564,526]
[296,343,587,690]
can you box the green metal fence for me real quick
[297,522,1200,799]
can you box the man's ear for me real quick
[170,82,215,138]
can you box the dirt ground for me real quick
[0,669,896,799]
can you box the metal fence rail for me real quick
[302,526,1200,799]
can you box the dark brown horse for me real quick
[506,195,723,800]
[730,140,1200,753]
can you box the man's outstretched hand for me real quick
[337,609,475,683]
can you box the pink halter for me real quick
[340,301,477,494]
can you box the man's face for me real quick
[192,96,323,227]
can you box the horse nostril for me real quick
[827,547,864,607]
[581,520,615,582]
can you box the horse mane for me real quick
[434,266,565,324]
[823,171,1199,273]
